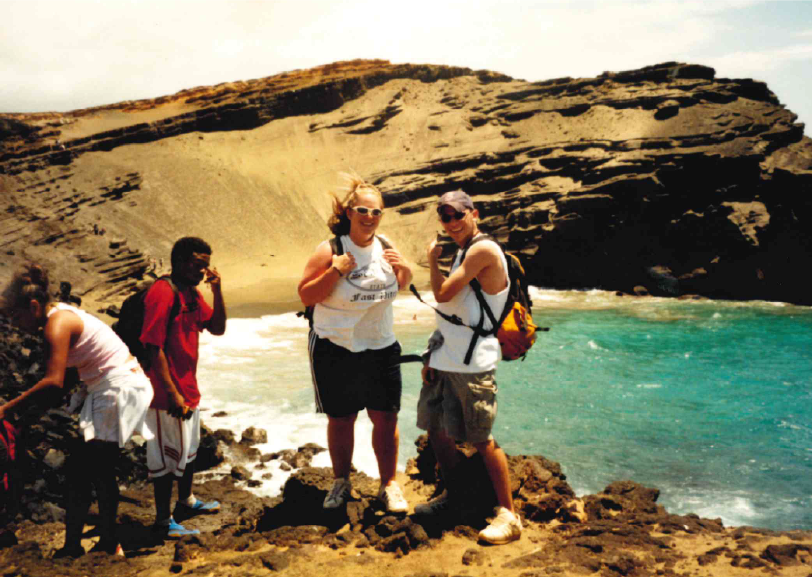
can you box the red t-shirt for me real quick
[140,280,213,410]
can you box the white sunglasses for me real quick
[351,206,383,217]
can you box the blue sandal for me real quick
[153,518,200,540]
[177,498,221,514]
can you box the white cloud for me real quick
[0,0,808,128]
[706,44,812,76]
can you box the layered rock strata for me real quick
[1,60,811,305]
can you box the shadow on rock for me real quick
[256,467,430,556]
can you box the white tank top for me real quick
[313,235,399,352]
[48,303,134,387]
[429,236,509,373]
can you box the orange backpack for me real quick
[460,235,542,362]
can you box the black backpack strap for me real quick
[156,276,181,344]
[159,276,181,322]
[409,285,469,328]
[470,279,500,329]
[458,234,506,365]
[463,277,502,365]
[329,236,343,256]
[395,354,423,365]
[376,235,392,250]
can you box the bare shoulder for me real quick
[309,240,334,263]
[467,238,502,263]
[316,239,333,252]
[300,240,335,287]
[47,308,81,325]
[45,309,83,340]
[469,239,506,292]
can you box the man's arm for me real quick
[146,345,188,417]
[204,267,226,336]
[427,240,502,303]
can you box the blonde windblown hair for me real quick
[327,173,384,236]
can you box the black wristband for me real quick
[331,265,343,277]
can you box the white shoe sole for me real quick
[479,528,521,545]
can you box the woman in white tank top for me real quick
[299,175,413,513]
[0,263,153,558]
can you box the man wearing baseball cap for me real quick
[415,190,521,544]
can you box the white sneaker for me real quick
[378,483,408,513]
[478,507,522,545]
[323,478,352,509]
[414,490,450,516]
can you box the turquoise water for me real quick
[197,289,812,531]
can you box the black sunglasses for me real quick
[439,210,467,223]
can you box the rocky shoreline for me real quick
[4,433,812,577]
[4,315,812,576]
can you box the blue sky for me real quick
[1,0,810,131]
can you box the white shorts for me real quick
[76,363,154,448]
[145,407,201,479]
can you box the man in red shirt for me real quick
[141,237,227,539]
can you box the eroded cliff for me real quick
[1,59,810,307]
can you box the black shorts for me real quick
[308,332,402,418]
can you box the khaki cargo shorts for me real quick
[416,369,497,444]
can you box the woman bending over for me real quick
[0,264,153,558]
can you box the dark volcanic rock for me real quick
[408,434,576,528]
[257,467,430,555]
[195,423,225,471]
[212,428,236,445]
[230,465,251,481]
[239,426,267,446]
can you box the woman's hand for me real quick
[384,247,413,290]
[383,248,405,270]
[332,252,356,276]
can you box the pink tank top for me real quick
[48,303,133,386]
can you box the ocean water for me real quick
[196,288,812,531]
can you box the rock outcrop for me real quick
[1,59,810,306]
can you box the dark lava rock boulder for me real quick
[239,427,268,446]
[583,480,665,523]
[256,467,429,555]
[409,434,578,530]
